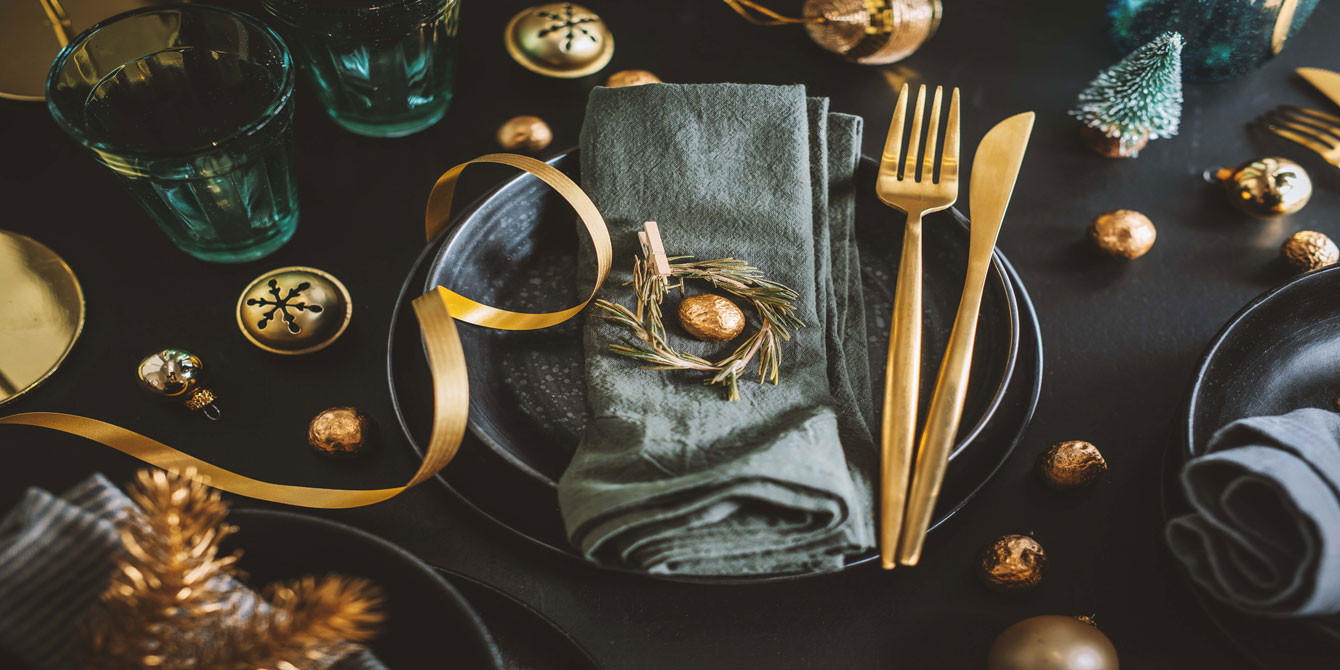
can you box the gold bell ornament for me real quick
[721,0,941,65]
[1213,157,1312,217]
[505,3,614,78]
[236,266,352,355]
[988,615,1118,670]
[137,348,221,420]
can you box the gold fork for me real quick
[1256,105,1340,167]
[875,83,960,570]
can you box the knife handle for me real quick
[897,254,991,566]
[880,211,923,570]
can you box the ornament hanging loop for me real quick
[721,0,827,25]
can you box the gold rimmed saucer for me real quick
[0,230,85,405]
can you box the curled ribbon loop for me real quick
[0,152,611,508]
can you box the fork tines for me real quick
[1256,105,1340,163]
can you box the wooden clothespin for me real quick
[638,221,673,278]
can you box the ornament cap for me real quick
[505,3,614,79]
[236,266,352,355]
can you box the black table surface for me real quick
[4,1,1338,667]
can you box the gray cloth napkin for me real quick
[557,83,875,576]
[1167,408,1340,636]
[0,475,384,669]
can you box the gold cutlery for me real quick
[1256,105,1340,168]
[874,83,960,570]
[898,111,1035,566]
[1298,67,1340,108]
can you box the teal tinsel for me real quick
[1070,32,1183,156]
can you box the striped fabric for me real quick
[0,475,386,670]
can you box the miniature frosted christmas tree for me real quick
[1070,31,1184,158]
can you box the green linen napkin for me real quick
[558,83,874,576]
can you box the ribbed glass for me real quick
[46,5,299,263]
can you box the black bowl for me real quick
[225,508,503,669]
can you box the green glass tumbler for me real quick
[262,0,459,138]
[46,5,299,263]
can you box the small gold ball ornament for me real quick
[137,348,221,420]
[1282,230,1339,273]
[678,294,747,343]
[1038,440,1107,490]
[237,267,352,355]
[605,69,661,87]
[497,115,553,153]
[1215,157,1312,217]
[978,534,1047,591]
[308,406,373,457]
[802,0,941,65]
[987,615,1119,670]
[1089,209,1156,259]
[505,3,614,78]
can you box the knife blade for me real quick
[896,111,1035,566]
[1298,67,1340,109]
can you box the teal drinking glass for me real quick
[46,5,299,263]
[262,0,460,138]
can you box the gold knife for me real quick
[1298,67,1340,108]
[897,111,1035,566]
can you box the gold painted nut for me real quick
[497,115,553,153]
[1089,209,1156,259]
[1282,230,1338,272]
[605,69,661,87]
[678,293,746,343]
[505,3,614,79]
[308,406,373,456]
[978,534,1046,591]
[237,266,352,355]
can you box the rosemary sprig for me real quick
[593,252,804,401]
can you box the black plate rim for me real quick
[431,566,602,669]
[1183,264,1340,457]
[228,507,505,670]
[418,149,1021,488]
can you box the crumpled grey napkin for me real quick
[1167,408,1340,636]
[0,475,385,669]
[557,83,875,576]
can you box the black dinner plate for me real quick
[1166,265,1340,668]
[387,151,1043,582]
[226,509,504,670]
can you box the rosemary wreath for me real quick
[593,253,804,401]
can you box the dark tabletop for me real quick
[4,1,1339,667]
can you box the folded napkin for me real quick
[558,83,875,575]
[1167,408,1340,636]
[0,475,384,670]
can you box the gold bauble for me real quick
[605,69,661,87]
[678,294,746,343]
[1039,440,1107,490]
[1089,210,1156,259]
[987,615,1119,670]
[497,115,553,153]
[1215,157,1312,217]
[1080,125,1147,158]
[308,406,373,456]
[237,267,352,355]
[802,0,941,65]
[978,534,1046,591]
[137,348,220,419]
[505,3,614,78]
[1282,230,1339,273]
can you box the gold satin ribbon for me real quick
[0,153,611,508]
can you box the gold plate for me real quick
[0,0,155,101]
[0,230,85,405]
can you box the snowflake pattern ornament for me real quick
[236,266,353,355]
[505,3,614,78]
[1070,32,1183,158]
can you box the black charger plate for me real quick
[1165,264,1340,668]
[225,509,503,669]
[387,152,1043,582]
